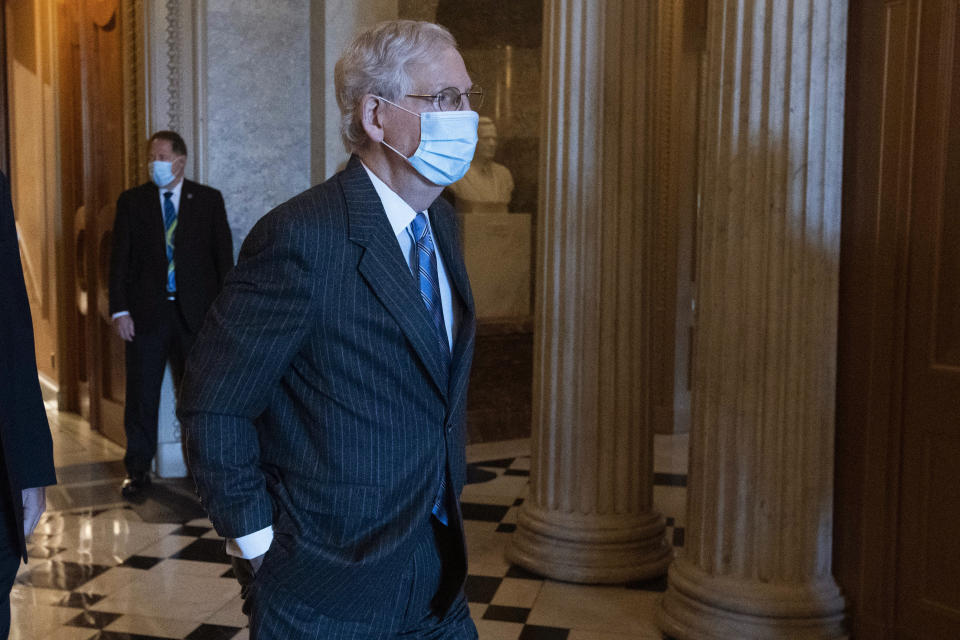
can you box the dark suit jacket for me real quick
[0,172,57,560]
[109,179,233,334]
[179,156,476,621]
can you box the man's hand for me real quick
[113,315,135,341]
[22,487,46,538]
[232,553,266,614]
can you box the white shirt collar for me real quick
[161,178,184,199]
[360,161,422,237]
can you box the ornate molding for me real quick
[164,0,183,132]
[122,0,146,187]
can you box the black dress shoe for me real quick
[121,472,151,500]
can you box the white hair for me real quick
[335,20,458,153]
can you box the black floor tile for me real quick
[466,464,499,484]
[172,538,230,564]
[127,479,207,524]
[121,555,163,570]
[56,592,106,609]
[653,473,687,487]
[495,523,517,533]
[505,565,543,580]
[472,458,515,468]
[65,609,123,628]
[16,560,111,590]
[170,525,215,537]
[88,506,135,518]
[503,469,530,476]
[96,631,179,640]
[482,604,530,623]
[460,502,510,522]
[464,575,502,603]
[625,573,669,592]
[518,625,569,640]
[673,527,685,547]
[185,623,244,639]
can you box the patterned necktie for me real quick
[410,212,452,525]
[410,212,449,358]
[163,191,177,293]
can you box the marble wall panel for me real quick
[205,0,311,248]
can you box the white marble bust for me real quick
[450,116,514,213]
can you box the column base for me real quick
[657,559,848,640]
[506,503,672,583]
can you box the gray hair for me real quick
[335,20,458,153]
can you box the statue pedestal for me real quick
[460,212,531,319]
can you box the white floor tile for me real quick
[526,581,663,635]
[137,534,199,558]
[35,626,100,640]
[204,593,248,628]
[475,618,524,640]
[9,603,83,639]
[490,577,542,608]
[104,613,201,638]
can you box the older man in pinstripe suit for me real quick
[179,20,481,639]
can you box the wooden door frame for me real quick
[0,0,9,176]
[834,1,917,637]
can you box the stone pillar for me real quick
[505,0,672,583]
[657,2,848,638]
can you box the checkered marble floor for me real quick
[12,411,688,639]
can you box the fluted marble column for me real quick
[657,2,848,638]
[505,0,672,583]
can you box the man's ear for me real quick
[360,95,385,144]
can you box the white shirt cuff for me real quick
[111,311,130,320]
[225,525,274,559]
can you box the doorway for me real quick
[835,1,960,637]
[4,0,143,446]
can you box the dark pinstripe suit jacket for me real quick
[179,156,476,621]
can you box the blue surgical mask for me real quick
[378,97,479,186]
[148,160,176,188]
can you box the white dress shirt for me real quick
[226,163,460,559]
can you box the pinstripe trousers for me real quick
[247,521,478,639]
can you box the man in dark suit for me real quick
[0,171,57,637]
[109,131,233,499]
[180,20,481,639]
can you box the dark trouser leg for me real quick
[401,520,478,639]
[167,301,196,394]
[0,477,22,639]
[123,309,172,474]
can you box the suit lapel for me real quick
[141,183,166,259]
[428,201,476,405]
[174,179,195,247]
[343,157,450,397]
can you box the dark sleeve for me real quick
[211,189,234,289]
[0,172,56,490]
[178,201,319,538]
[108,191,132,315]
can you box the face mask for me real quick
[378,97,479,186]
[149,160,176,188]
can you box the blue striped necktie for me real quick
[410,212,452,525]
[163,191,177,293]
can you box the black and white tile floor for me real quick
[11,410,688,639]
